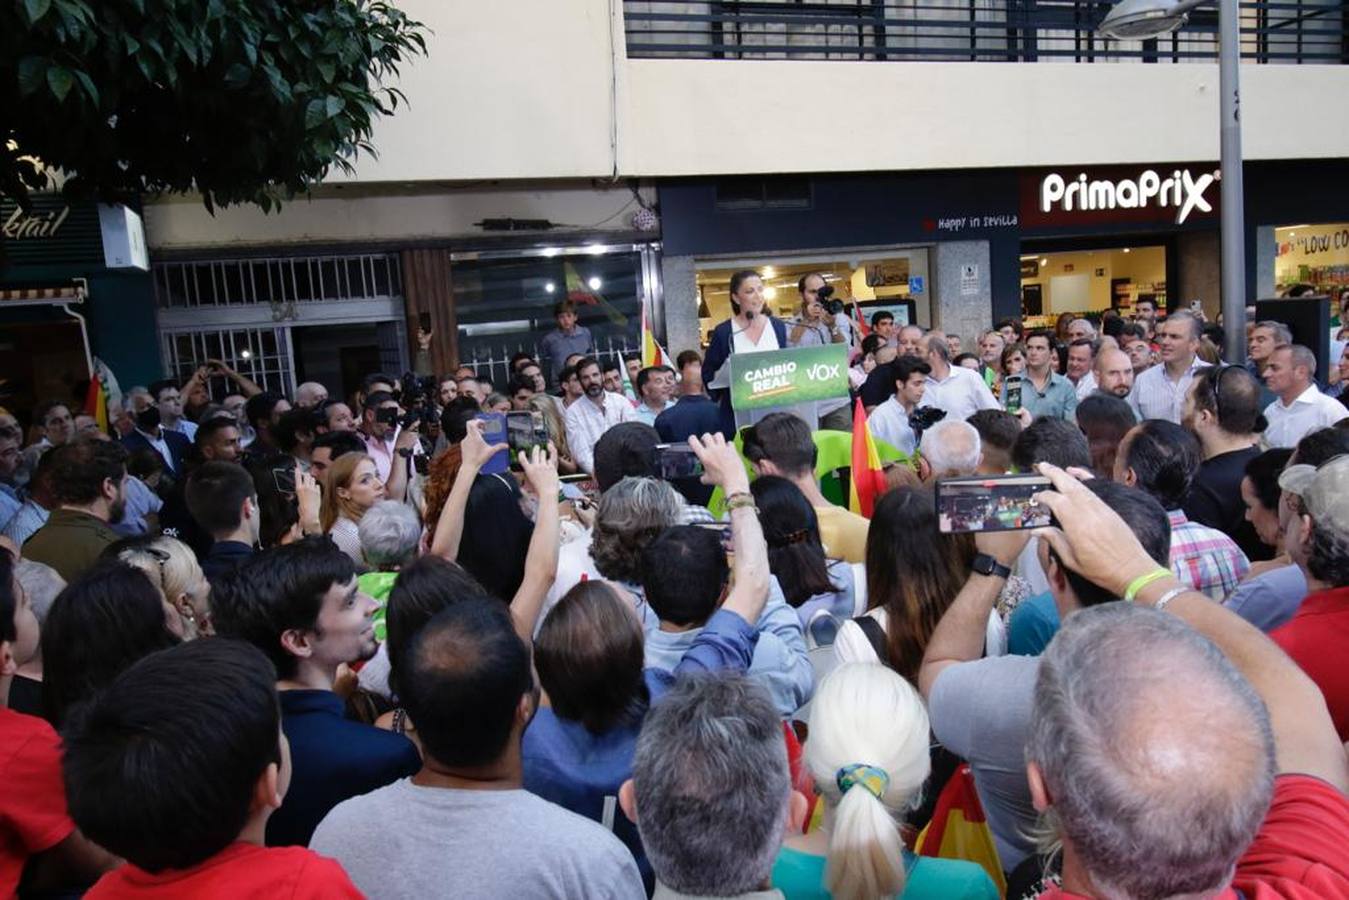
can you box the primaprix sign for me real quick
[1019,164,1221,230]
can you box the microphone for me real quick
[744,309,756,321]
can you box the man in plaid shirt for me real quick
[1115,420,1249,600]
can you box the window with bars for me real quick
[153,254,403,309]
[160,327,294,398]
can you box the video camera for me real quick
[397,371,441,431]
[909,405,947,443]
[816,284,845,318]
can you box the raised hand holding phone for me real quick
[687,432,749,494]
[461,418,508,473]
[295,464,322,535]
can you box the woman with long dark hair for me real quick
[750,475,858,644]
[699,270,791,437]
[41,560,181,726]
[838,487,976,685]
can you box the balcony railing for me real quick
[623,0,1347,63]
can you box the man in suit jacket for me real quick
[121,407,191,479]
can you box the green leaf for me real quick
[16,57,48,96]
[316,60,336,84]
[46,66,75,103]
[124,34,140,56]
[304,98,326,129]
[324,96,344,118]
[72,69,99,107]
[23,0,52,25]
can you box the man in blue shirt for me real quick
[656,352,722,442]
[213,537,420,846]
[538,301,595,384]
[1003,330,1078,421]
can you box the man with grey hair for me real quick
[918,331,999,424]
[1022,465,1349,898]
[294,381,329,409]
[1246,319,1293,379]
[358,499,421,573]
[1066,317,1096,343]
[919,419,981,479]
[923,467,1349,890]
[620,674,797,900]
[1270,453,1349,740]
[1127,309,1210,423]
[1262,343,1349,447]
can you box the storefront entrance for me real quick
[1018,240,1170,329]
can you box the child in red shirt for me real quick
[61,638,363,898]
[0,545,112,895]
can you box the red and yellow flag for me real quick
[641,303,673,369]
[84,372,108,434]
[848,397,885,518]
[914,764,1007,895]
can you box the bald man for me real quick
[1092,346,1135,400]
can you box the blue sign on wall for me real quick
[908,275,925,294]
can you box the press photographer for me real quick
[788,273,847,348]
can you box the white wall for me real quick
[320,0,1349,183]
[144,182,655,250]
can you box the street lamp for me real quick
[1099,0,1247,365]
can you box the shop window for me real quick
[1274,223,1349,296]
[452,250,645,386]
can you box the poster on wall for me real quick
[865,260,910,287]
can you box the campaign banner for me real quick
[729,345,850,411]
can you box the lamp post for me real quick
[1099,0,1247,365]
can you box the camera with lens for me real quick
[397,371,441,430]
[909,405,947,443]
[816,284,845,317]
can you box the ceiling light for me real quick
[541,247,560,257]
[544,281,555,293]
[1123,248,1131,253]
[587,276,602,290]
[761,266,776,277]
[1040,258,1048,266]
[764,287,778,300]
[585,243,605,255]
[240,348,253,359]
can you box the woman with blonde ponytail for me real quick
[771,662,997,899]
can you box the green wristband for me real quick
[1123,568,1171,603]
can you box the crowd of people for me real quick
[0,277,1347,900]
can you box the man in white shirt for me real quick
[867,356,930,455]
[918,330,999,423]
[1262,343,1349,448]
[565,356,635,474]
[150,379,198,442]
[1068,339,1098,401]
[1128,310,1211,423]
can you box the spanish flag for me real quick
[914,764,1007,895]
[848,397,884,518]
[641,303,673,369]
[83,371,109,434]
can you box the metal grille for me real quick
[160,327,295,397]
[153,254,403,309]
[623,0,1346,63]
[461,335,643,390]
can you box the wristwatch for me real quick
[971,553,1011,579]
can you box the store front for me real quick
[1013,163,1222,329]
[0,195,158,426]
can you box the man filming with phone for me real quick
[358,391,421,503]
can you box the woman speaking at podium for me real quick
[701,269,790,437]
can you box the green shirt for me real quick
[21,507,119,583]
[358,570,398,643]
[771,846,998,900]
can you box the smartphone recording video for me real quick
[653,443,703,481]
[506,411,549,455]
[1003,375,1023,415]
[934,474,1052,533]
[473,413,510,475]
